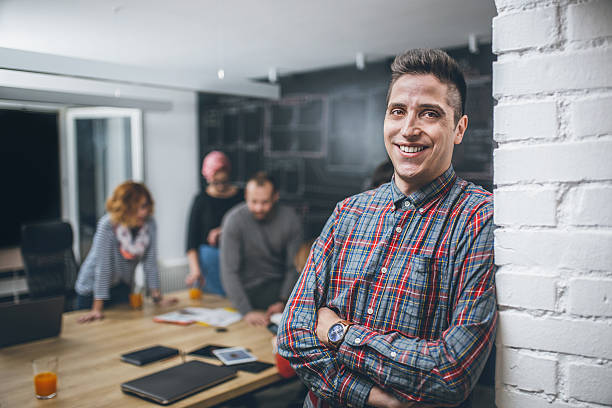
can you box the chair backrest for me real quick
[20,221,78,299]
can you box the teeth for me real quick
[399,145,425,153]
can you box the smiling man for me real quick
[278,49,496,408]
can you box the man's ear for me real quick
[453,115,468,145]
[273,191,280,203]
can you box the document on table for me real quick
[154,307,242,327]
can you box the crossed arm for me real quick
[277,204,496,407]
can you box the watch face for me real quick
[328,322,345,343]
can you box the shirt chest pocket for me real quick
[389,255,447,338]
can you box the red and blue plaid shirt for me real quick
[278,167,496,408]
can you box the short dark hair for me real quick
[387,48,467,124]
[247,171,277,191]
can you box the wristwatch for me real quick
[327,320,353,348]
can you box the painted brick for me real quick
[497,311,612,358]
[496,269,557,310]
[493,49,612,97]
[496,390,574,408]
[567,0,612,41]
[494,101,557,142]
[493,7,557,53]
[498,347,557,393]
[494,187,557,226]
[494,140,612,185]
[495,229,612,271]
[568,278,612,317]
[571,96,612,138]
[566,185,612,227]
[568,363,612,405]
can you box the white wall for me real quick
[492,0,612,407]
[0,69,199,269]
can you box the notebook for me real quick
[0,295,64,348]
[121,345,179,366]
[121,360,237,405]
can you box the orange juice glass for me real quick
[129,292,143,308]
[189,287,202,300]
[32,357,58,399]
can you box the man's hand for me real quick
[207,227,222,247]
[244,311,269,326]
[266,302,285,319]
[316,307,341,346]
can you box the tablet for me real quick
[212,347,258,365]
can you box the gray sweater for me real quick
[220,203,302,314]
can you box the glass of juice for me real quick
[32,356,58,399]
[129,292,143,309]
[189,285,202,300]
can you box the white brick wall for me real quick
[493,0,612,407]
[567,363,612,405]
[498,348,558,393]
[571,96,612,138]
[567,0,612,41]
[496,268,557,310]
[494,187,557,226]
[492,7,558,53]
[568,278,612,317]
[494,101,557,142]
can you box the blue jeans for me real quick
[75,282,131,310]
[198,244,225,296]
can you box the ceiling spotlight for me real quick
[355,52,366,71]
[217,69,225,80]
[268,67,278,83]
[468,34,479,54]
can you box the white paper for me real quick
[156,307,242,327]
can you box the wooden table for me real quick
[0,291,282,407]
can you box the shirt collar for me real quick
[391,166,457,211]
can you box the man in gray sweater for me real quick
[220,172,302,326]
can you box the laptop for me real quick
[121,360,237,405]
[0,295,64,348]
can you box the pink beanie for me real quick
[201,151,231,182]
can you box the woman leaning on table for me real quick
[74,181,177,323]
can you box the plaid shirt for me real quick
[277,167,496,408]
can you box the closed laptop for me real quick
[121,360,237,405]
[0,295,64,348]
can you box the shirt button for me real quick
[395,226,402,233]
[419,208,425,214]
[403,201,409,208]
[391,351,397,358]
[367,308,374,315]
[381,267,387,274]
[354,338,361,344]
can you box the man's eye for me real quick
[422,110,439,118]
[389,108,404,115]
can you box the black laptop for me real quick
[121,360,237,405]
[0,295,64,347]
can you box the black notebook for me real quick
[121,345,179,366]
[121,360,237,405]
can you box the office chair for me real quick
[20,220,78,310]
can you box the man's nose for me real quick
[400,111,420,137]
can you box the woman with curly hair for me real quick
[74,181,176,323]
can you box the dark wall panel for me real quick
[198,45,494,239]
